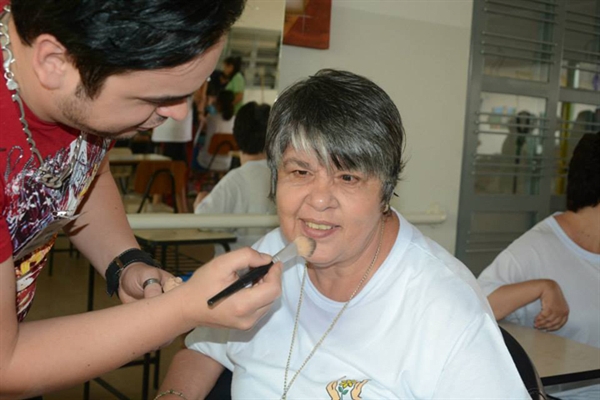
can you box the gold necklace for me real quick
[282,218,386,400]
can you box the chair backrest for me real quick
[499,326,548,400]
[207,133,239,156]
[133,160,187,213]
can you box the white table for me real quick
[500,321,600,385]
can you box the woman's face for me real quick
[276,146,384,269]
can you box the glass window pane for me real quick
[474,93,547,195]
[560,0,600,91]
[482,0,557,82]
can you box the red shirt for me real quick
[0,10,111,319]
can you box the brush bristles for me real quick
[294,236,316,258]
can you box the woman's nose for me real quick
[307,178,337,211]
[156,99,190,121]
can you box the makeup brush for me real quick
[207,236,316,306]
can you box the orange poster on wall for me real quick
[283,0,332,50]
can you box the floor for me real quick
[26,237,215,400]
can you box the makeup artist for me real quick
[0,0,282,398]
[158,69,529,400]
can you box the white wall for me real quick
[235,0,286,31]
[278,0,474,253]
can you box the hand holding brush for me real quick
[207,236,316,306]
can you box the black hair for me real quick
[233,102,271,155]
[266,69,405,205]
[217,90,235,121]
[224,55,242,77]
[207,70,225,97]
[11,0,245,98]
[566,133,600,212]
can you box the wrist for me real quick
[538,279,557,294]
[105,248,161,297]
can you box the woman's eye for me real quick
[341,174,357,182]
[293,170,309,177]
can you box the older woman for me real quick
[157,70,528,400]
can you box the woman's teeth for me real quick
[305,221,334,230]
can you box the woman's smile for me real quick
[301,219,339,240]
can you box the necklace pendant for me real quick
[6,76,18,90]
[40,172,66,189]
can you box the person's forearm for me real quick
[65,158,140,276]
[487,280,552,320]
[1,290,193,397]
[158,349,224,400]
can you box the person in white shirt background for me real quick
[151,97,194,164]
[194,101,276,256]
[478,133,600,400]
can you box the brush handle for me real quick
[207,262,274,306]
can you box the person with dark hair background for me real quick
[0,1,283,397]
[196,90,236,171]
[222,55,245,114]
[194,101,276,256]
[478,133,600,399]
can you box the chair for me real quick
[131,160,188,213]
[206,133,239,170]
[192,133,239,193]
[206,369,232,400]
[499,326,548,400]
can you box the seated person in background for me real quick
[478,133,600,399]
[194,102,276,256]
[159,69,527,399]
[196,90,235,171]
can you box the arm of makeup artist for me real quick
[0,159,283,398]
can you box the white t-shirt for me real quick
[194,159,276,254]
[196,113,235,171]
[477,214,600,348]
[151,98,193,143]
[478,214,600,400]
[187,211,528,399]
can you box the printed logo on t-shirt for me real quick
[325,377,370,400]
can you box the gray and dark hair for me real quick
[266,69,405,206]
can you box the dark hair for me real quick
[216,90,235,121]
[224,56,242,77]
[233,102,271,155]
[207,70,225,97]
[11,0,245,98]
[566,133,600,212]
[266,69,405,206]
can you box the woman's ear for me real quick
[31,34,74,90]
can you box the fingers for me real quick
[535,311,569,331]
[181,248,282,330]
[203,262,282,331]
[210,248,273,275]
[143,280,163,298]
[224,263,283,329]
[142,269,173,299]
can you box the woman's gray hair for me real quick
[266,69,405,206]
